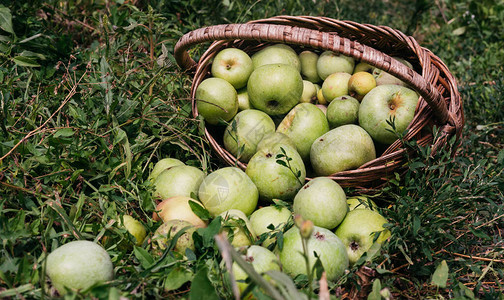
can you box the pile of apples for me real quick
[146,155,390,295]
[44,44,419,296]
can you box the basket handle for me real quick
[174,22,449,124]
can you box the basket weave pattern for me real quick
[174,16,464,188]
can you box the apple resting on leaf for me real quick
[46,241,114,295]
[293,177,348,229]
[198,167,258,217]
[246,143,306,202]
[279,225,349,281]
[335,209,391,265]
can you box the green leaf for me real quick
[13,56,40,67]
[53,128,75,138]
[431,260,449,288]
[163,267,193,291]
[0,6,14,35]
[133,246,155,269]
[189,200,211,221]
[196,217,221,247]
[367,279,382,300]
[189,266,220,300]
[497,149,504,165]
[452,26,466,36]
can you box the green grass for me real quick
[1,0,503,299]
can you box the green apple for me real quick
[232,245,281,295]
[153,196,207,228]
[249,205,292,247]
[279,225,348,281]
[353,61,373,74]
[223,109,276,162]
[251,44,301,71]
[358,85,419,144]
[196,77,238,125]
[347,196,378,211]
[246,143,306,202]
[316,51,354,80]
[276,103,329,161]
[293,177,347,229]
[153,219,197,253]
[256,132,296,153]
[211,48,253,89]
[310,124,376,176]
[321,72,352,103]
[120,215,146,246]
[198,167,258,217]
[220,209,256,247]
[247,63,303,115]
[46,241,114,295]
[299,50,321,83]
[153,165,205,200]
[300,80,318,103]
[148,158,185,182]
[372,57,413,86]
[335,209,391,265]
[348,71,376,101]
[326,95,360,128]
[237,88,251,111]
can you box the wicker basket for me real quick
[174,16,464,189]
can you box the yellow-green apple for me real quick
[237,88,251,111]
[335,209,391,265]
[249,205,292,247]
[358,85,419,144]
[46,241,114,295]
[348,71,376,101]
[347,196,378,211]
[153,196,207,228]
[120,215,146,246]
[153,219,197,253]
[300,80,318,103]
[299,50,321,83]
[223,109,275,162]
[279,225,349,281]
[316,51,355,80]
[251,44,301,71]
[247,63,303,115]
[326,95,360,128]
[321,72,352,103]
[256,132,296,153]
[220,209,256,247]
[211,48,253,89]
[232,245,281,295]
[196,77,238,125]
[372,57,413,86]
[317,88,327,105]
[310,125,376,176]
[276,103,329,161]
[353,61,373,74]
[153,165,205,200]
[293,177,347,229]
[148,158,185,182]
[246,143,306,202]
[198,167,258,217]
